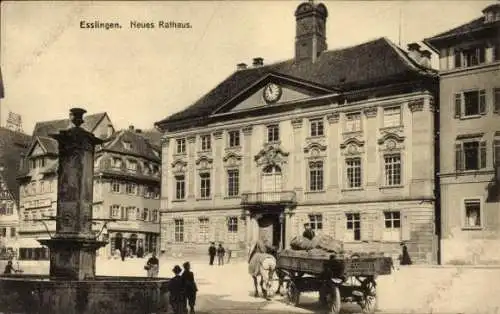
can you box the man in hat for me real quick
[167,265,186,314]
[181,261,198,314]
[302,223,315,240]
[208,242,216,266]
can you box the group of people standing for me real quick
[167,262,198,314]
[208,242,230,265]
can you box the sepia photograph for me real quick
[0,0,499,313]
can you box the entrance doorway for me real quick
[257,213,284,249]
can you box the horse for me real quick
[248,241,278,299]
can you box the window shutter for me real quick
[372,212,383,241]
[480,141,487,169]
[334,212,345,241]
[454,50,461,68]
[455,143,463,172]
[360,212,371,241]
[454,93,462,118]
[494,89,500,113]
[109,206,113,218]
[494,140,500,167]
[479,90,487,114]
[401,210,411,241]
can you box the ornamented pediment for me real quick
[340,137,365,150]
[378,133,405,151]
[303,142,327,155]
[223,152,242,167]
[254,145,289,167]
[171,159,187,174]
[195,155,213,170]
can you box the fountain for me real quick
[0,108,170,314]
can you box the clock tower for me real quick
[295,0,328,63]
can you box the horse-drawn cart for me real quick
[276,249,393,314]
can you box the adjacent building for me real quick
[0,127,31,258]
[155,1,440,263]
[93,125,162,257]
[17,112,162,259]
[424,3,500,264]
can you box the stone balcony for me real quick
[241,191,297,206]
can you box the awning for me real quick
[16,237,50,248]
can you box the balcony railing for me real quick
[241,191,296,206]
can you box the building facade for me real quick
[156,1,440,263]
[93,126,162,257]
[0,127,31,258]
[424,3,500,264]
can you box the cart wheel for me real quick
[326,286,341,314]
[286,281,300,306]
[360,278,377,314]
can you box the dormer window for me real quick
[112,158,122,169]
[123,141,132,150]
[483,4,500,23]
[127,160,137,172]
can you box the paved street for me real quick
[3,257,500,314]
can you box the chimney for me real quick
[252,57,264,67]
[419,50,432,68]
[136,129,142,134]
[129,125,134,131]
[107,124,113,137]
[236,63,247,71]
[407,43,421,64]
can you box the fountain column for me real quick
[39,108,106,281]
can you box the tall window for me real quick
[227,169,239,197]
[346,157,362,188]
[455,141,486,171]
[112,158,122,169]
[110,205,120,219]
[309,161,324,191]
[126,183,136,194]
[127,160,137,172]
[10,227,16,237]
[199,172,211,199]
[267,125,280,143]
[198,218,209,242]
[143,208,149,221]
[383,211,401,242]
[152,210,158,222]
[345,112,361,132]
[111,181,120,193]
[176,138,186,154]
[200,135,211,151]
[383,107,401,127]
[310,119,324,137]
[175,175,186,200]
[308,214,323,232]
[346,213,361,241]
[174,219,184,242]
[384,154,401,186]
[464,199,481,228]
[227,216,238,232]
[494,139,500,166]
[454,90,486,118]
[228,131,240,147]
[126,206,135,220]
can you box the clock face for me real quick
[263,83,282,104]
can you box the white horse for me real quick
[248,241,277,300]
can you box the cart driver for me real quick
[302,223,315,240]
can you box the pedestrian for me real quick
[120,248,126,261]
[302,223,315,240]
[167,265,186,314]
[145,252,159,277]
[217,243,225,266]
[226,248,232,264]
[400,242,413,265]
[181,261,198,314]
[208,242,216,266]
[3,260,15,274]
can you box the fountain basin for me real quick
[0,274,170,314]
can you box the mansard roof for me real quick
[101,129,161,162]
[32,112,109,137]
[155,37,436,129]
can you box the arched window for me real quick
[261,165,282,193]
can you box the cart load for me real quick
[290,234,343,253]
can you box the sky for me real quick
[0,0,496,135]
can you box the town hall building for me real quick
[155,1,440,263]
